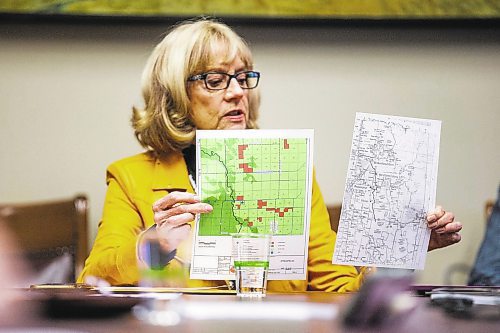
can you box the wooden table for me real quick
[0,290,498,333]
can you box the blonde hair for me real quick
[132,18,260,155]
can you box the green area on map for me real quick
[198,137,308,236]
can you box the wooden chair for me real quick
[485,200,495,223]
[0,195,88,283]
[327,204,342,233]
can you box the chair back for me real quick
[327,204,342,233]
[0,195,88,283]
[485,200,495,223]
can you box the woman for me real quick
[78,18,462,291]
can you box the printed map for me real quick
[333,113,441,270]
[198,137,308,237]
[191,129,313,280]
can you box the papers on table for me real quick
[178,300,338,321]
[96,285,235,296]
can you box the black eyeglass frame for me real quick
[187,70,261,91]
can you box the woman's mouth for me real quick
[224,110,245,122]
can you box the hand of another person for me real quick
[427,206,462,251]
[152,191,213,252]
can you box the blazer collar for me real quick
[151,152,193,193]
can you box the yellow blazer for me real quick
[78,152,363,292]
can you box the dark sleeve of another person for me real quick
[468,185,500,286]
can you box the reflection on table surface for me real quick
[1,288,498,333]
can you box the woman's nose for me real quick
[224,77,244,98]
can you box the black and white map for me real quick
[333,113,441,270]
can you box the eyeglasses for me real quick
[187,71,260,91]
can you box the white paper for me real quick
[190,129,314,280]
[180,301,337,321]
[333,113,441,270]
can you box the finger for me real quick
[426,205,445,222]
[435,221,462,234]
[158,212,197,227]
[428,210,455,229]
[167,202,212,219]
[154,202,212,225]
[451,232,461,243]
[152,192,200,212]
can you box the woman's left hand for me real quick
[427,206,462,251]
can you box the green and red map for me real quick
[191,129,313,281]
[198,134,309,236]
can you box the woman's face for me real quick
[188,47,250,130]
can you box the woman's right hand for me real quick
[152,191,213,252]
